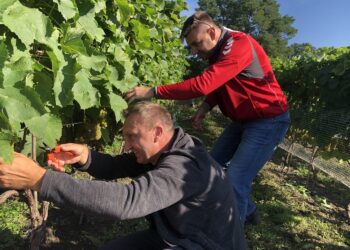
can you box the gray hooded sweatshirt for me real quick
[39,128,247,249]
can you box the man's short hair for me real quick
[180,11,217,40]
[124,101,174,130]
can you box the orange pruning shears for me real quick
[40,143,62,165]
[40,143,70,166]
[48,146,62,163]
[41,143,75,173]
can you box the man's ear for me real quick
[208,27,216,41]
[154,125,163,143]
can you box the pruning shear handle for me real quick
[47,146,61,162]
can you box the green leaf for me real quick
[21,86,47,114]
[2,39,33,87]
[93,0,106,14]
[33,70,54,104]
[0,41,8,87]
[0,86,45,124]
[47,49,76,107]
[145,7,156,16]
[72,70,100,109]
[0,0,16,22]
[108,93,127,122]
[61,27,87,55]
[26,114,62,147]
[25,73,35,88]
[53,0,77,20]
[115,0,135,26]
[107,45,133,75]
[0,131,15,163]
[131,20,151,41]
[163,27,173,40]
[0,112,11,130]
[140,48,155,58]
[108,45,128,62]
[3,2,53,47]
[77,54,107,72]
[110,72,138,93]
[149,27,159,38]
[101,127,110,144]
[77,11,105,42]
[106,65,119,84]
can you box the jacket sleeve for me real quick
[156,35,253,100]
[204,92,218,109]
[39,154,203,220]
[74,150,150,180]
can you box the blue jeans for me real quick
[210,111,290,223]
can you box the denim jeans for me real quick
[210,111,290,223]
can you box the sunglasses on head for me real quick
[182,17,213,38]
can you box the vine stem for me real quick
[0,190,19,205]
[25,134,50,250]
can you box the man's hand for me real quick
[47,143,89,172]
[125,86,154,103]
[0,153,46,192]
[192,102,210,130]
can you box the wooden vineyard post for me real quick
[25,135,50,250]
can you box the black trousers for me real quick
[99,229,176,250]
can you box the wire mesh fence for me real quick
[279,108,350,188]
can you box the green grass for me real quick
[0,199,29,249]
[247,161,350,249]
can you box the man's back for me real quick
[147,128,246,249]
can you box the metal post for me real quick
[32,135,38,210]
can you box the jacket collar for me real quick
[208,27,230,63]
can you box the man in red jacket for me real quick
[126,11,290,225]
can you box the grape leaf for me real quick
[26,113,62,147]
[72,70,100,109]
[2,39,33,87]
[0,130,15,163]
[77,11,105,42]
[3,2,52,47]
[0,0,16,22]
[0,86,45,124]
[108,93,127,122]
[53,0,77,20]
[115,0,135,26]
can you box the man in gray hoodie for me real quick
[0,101,247,250]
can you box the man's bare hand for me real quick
[0,153,46,191]
[125,87,154,103]
[47,143,89,172]
[192,102,210,130]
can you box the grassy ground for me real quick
[1,104,349,249]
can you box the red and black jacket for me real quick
[156,28,288,121]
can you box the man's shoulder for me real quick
[224,28,247,40]
[158,128,210,167]
[216,29,251,58]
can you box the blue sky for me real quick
[183,0,350,48]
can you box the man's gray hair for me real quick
[124,101,174,130]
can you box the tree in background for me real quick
[197,0,297,57]
[287,43,316,58]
